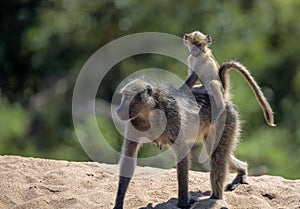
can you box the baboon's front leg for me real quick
[177,157,189,208]
[114,139,140,209]
[171,140,190,208]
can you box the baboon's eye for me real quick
[146,85,153,96]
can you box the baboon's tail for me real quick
[219,60,276,127]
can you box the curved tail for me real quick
[219,60,276,127]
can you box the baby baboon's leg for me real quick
[171,139,190,208]
[226,155,248,191]
[205,80,226,156]
[114,139,140,209]
[209,80,226,123]
[205,109,227,157]
[209,135,230,199]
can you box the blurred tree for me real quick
[0,1,38,102]
[0,0,299,178]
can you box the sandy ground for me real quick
[0,155,299,209]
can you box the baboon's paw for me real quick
[241,176,249,185]
[225,182,239,191]
[209,194,222,200]
[226,175,249,191]
[177,201,190,209]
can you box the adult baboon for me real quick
[113,78,248,209]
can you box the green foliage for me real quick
[1,0,299,178]
[97,116,123,153]
[0,96,30,153]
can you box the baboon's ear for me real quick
[146,85,153,96]
[206,35,212,46]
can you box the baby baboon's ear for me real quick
[206,35,212,46]
[183,34,188,40]
[146,85,153,96]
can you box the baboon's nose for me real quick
[116,107,129,121]
[116,108,122,117]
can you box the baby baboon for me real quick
[181,30,275,127]
[181,31,225,125]
[181,31,275,158]
[113,78,247,209]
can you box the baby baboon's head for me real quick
[183,31,212,55]
[117,79,156,121]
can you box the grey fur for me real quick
[114,79,247,209]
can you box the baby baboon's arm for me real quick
[180,71,199,90]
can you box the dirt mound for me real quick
[0,155,299,209]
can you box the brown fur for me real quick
[219,61,275,126]
[182,31,275,126]
[114,79,248,209]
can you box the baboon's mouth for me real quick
[117,112,130,121]
[129,115,139,121]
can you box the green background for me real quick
[1,0,299,179]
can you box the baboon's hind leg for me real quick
[226,155,248,191]
[209,137,230,200]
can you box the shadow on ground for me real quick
[139,190,228,209]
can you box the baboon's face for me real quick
[183,31,212,49]
[117,84,154,121]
